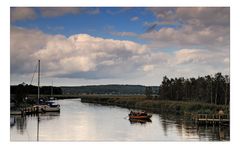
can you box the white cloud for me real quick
[224,58,230,64]
[142,8,230,50]
[131,16,139,21]
[111,31,137,37]
[100,60,115,66]
[143,64,154,72]
[141,25,229,50]
[174,49,211,65]
[172,48,229,69]
[11,27,150,79]
[11,26,230,85]
[10,27,51,74]
[60,56,96,72]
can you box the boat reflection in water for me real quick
[10,115,27,135]
[10,112,60,133]
[129,118,152,124]
[39,112,60,121]
[10,116,16,127]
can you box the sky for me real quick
[10,7,230,86]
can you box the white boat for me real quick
[41,101,60,112]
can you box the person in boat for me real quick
[129,111,136,116]
[130,111,133,115]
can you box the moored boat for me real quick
[33,101,60,112]
[41,101,60,112]
[128,111,152,120]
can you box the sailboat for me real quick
[34,60,60,113]
[34,60,60,141]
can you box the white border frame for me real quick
[1,1,239,148]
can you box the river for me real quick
[10,99,230,141]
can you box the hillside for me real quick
[61,85,159,95]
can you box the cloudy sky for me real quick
[10,7,230,86]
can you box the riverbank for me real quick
[80,95,229,115]
[11,99,230,141]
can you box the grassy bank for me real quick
[80,95,229,115]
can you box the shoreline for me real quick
[80,95,229,115]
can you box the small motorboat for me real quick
[128,111,152,120]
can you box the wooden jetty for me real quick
[10,110,23,115]
[23,106,39,115]
[191,113,229,126]
[11,106,43,116]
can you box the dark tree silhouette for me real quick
[158,73,230,105]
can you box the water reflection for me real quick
[10,99,230,141]
[39,112,60,121]
[10,116,27,134]
[159,113,230,141]
[128,118,152,124]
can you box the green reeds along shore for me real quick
[80,95,229,115]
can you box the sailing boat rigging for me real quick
[33,60,60,113]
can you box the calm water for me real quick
[10,99,230,141]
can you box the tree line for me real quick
[11,83,63,95]
[61,85,159,95]
[11,83,63,105]
[146,73,230,105]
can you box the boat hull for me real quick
[129,115,152,120]
[41,105,60,112]
[33,105,60,112]
[129,118,152,124]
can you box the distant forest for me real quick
[11,72,230,106]
[61,85,159,95]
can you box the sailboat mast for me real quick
[38,60,40,104]
[37,60,40,141]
